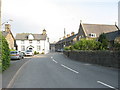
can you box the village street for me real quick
[3,52,119,89]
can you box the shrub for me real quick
[34,51,40,55]
[37,52,39,54]
[98,33,109,50]
[10,49,16,51]
[41,52,44,54]
[0,33,10,71]
[73,39,100,50]
[113,42,120,50]
[34,51,37,55]
[64,45,74,51]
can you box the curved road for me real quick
[11,52,118,89]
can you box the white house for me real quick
[118,1,120,28]
[15,30,50,54]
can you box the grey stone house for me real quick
[78,23,120,45]
[55,22,120,50]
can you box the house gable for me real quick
[5,32,15,49]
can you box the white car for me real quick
[25,50,34,56]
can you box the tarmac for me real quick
[2,57,31,88]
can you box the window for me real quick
[21,40,24,44]
[37,40,40,44]
[37,46,41,51]
[29,40,32,44]
[89,33,96,38]
[21,46,25,51]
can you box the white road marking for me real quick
[61,64,79,74]
[52,59,58,63]
[97,81,118,90]
[84,64,91,66]
[51,57,53,59]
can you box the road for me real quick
[11,52,119,89]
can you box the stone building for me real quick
[55,32,78,51]
[78,22,120,45]
[55,22,120,51]
[2,24,17,50]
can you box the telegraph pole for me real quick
[0,0,1,31]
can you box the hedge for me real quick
[0,32,10,71]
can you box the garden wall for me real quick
[63,50,120,68]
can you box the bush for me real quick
[0,33,10,71]
[73,39,100,50]
[64,45,73,51]
[34,51,37,55]
[37,52,39,54]
[41,52,44,54]
[113,42,120,50]
[10,49,16,51]
[34,51,40,55]
[98,33,109,50]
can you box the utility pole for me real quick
[0,0,1,31]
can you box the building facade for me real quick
[16,30,50,54]
[2,24,17,50]
[55,32,78,51]
[78,23,120,45]
[55,22,120,50]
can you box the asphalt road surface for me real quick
[12,52,119,89]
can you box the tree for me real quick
[0,32,10,71]
[98,33,109,50]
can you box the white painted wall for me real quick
[118,1,120,28]
[16,38,49,54]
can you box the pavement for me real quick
[2,56,33,88]
[2,52,118,89]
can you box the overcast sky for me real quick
[2,0,119,43]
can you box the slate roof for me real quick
[57,33,78,44]
[106,31,120,41]
[82,24,118,37]
[15,33,47,40]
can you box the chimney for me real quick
[67,34,70,38]
[5,24,11,32]
[42,29,46,35]
[71,32,75,36]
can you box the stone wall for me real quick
[63,50,120,68]
[6,33,15,49]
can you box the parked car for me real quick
[10,51,24,60]
[25,50,34,56]
[57,49,63,52]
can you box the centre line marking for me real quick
[52,59,58,63]
[97,81,118,90]
[61,64,79,74]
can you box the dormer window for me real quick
[89,33,96,38]
[28,34,34,40]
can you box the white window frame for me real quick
[21,40,24,44]
[21,45,25,51]
[37,40,40,44]
[37,46,41,51]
